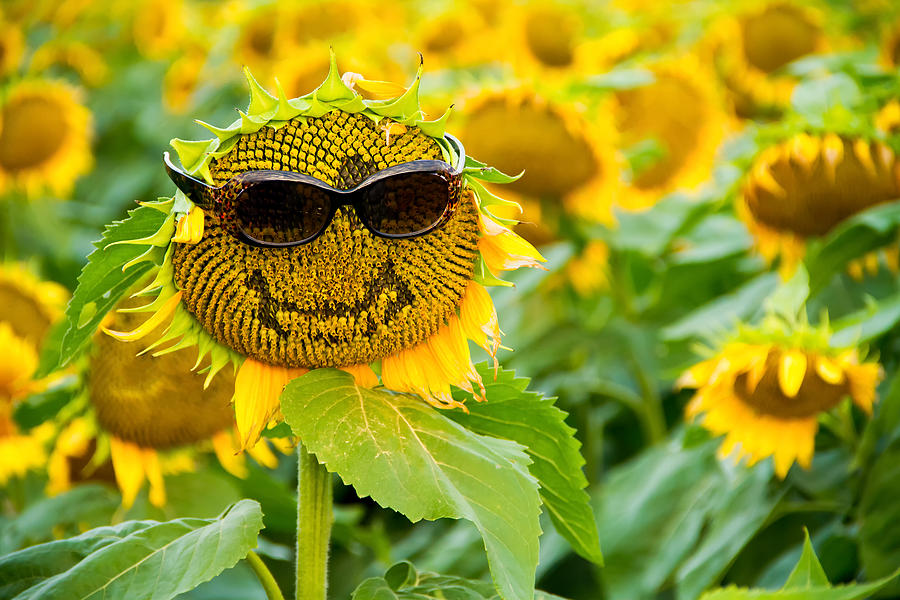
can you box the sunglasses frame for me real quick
[164,134,467,248]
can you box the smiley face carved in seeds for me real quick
[106,55,545,447]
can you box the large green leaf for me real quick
[676,463,784,600]
[699,531,899,600]
[595,438,720,599]
[36,202,171,377]
[0,499,263,600]
[830,292,900,347]
[447,365,602,565]
[280,370,542,600]
[859,438,900,588]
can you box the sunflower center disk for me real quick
[0,95,68,171]
[615,73,705,189]
[733,355,847,419]
[172,112,480,369]
[740,4,820,73]
[746,138,900,237]
[90,306,236,448]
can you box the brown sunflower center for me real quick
[740,4,821,73]
[0,94,68,171]
[524,6,578,67]
[461,96,598,198]
[89,304,235,449]
[733,352,848,419]
[745,138,900,237]
[0,281,52,347]
[171,112,480,369]
[615,72,706,189]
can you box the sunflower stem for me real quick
[296,443,333,600]
[246,551,286,600]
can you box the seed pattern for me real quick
[172,111,480,368]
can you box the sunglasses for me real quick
[163,134,466,248]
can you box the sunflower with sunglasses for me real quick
[92,54,545,449]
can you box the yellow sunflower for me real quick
[0,79,93,198]
[611,56,730,210]
[741,134,900,276]
[101,56,546,451]
[679,318,881,478]
[48,298,290,509]
[708,1,827,118]
[458,87,621,226]
[0,264,68,485]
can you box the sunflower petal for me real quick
[778,350,807,398]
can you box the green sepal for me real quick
[367,63,423,120]
[243,66,278,115]
[121,245,163,273]
[193,120,235,143]
[272,78,307,121]
[467,177,522,212]
[417,105,453,138]
[172,190,193,215]
[170,138,216,171]
[464,156,523,184]
[238,109,267,134]
[474,255,513,288]
[313,49,357,103]
[106,211,175,249]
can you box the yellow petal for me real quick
[109,436,146,509]
[458,281,501,362]
[790,133,819,171]
[141,448,167,507]
[822,134,843,182]
[847,363,882,414]
[479,228,547,272]
[233,359,307,450]
[247,439,278,469]
[814,355,844,385]
[853,139,877,177]
[103,291,182,342]
[338,364,378,388]
[751,163,785,197]
[212,430,248,479]
[778,350,807,398]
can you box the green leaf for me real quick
[280,370,542,600]
[783,531,829,589]
[595,439,720,599]
[859,438,900,585]
[662,273,779,341]
[830,292,900,347]
[763,266,809,320]
[0,485,119,554]
[36,202,171,376]
[805,201,900,295]
[790,74,862,126]
[447,365,602,565]
[0,499,263,600]
[676,463,784,600]
[351,562,570,600]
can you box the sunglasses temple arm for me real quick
[163,152,216,210]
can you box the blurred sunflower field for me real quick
[7,0,900,598]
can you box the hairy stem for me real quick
[296,443,333,600]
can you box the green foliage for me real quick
[699,532,899,600]
[35,202,171,376]
[0,500,263,600]
[352,562,568,600]
[447,365,602,565]
[280,369,541,600]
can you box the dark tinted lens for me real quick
[235,182,331,245]
[360,172,451,236]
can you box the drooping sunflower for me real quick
[100,56,545,450]
[740,134,900,276]
[611,57,730,210]
[458,87,621,226]
[708,1,827,118]
[131,0,187,60]
[48,297,290,509]
[0,264,68,485]
[679,316,881,478]
[0,79,93,198]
